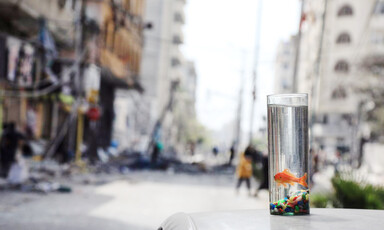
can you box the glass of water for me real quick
[267,94,310,215]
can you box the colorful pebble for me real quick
[270,189,310,215]
[284,212,294,216]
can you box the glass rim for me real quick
[267,93,308,106]
[267,93,308,99]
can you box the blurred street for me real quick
[0,171,268,230]
[1,0,384,228]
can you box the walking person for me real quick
[228,144,236,166]
[236,150,253,196]
[212,146,219,157]
[151,141,163,166]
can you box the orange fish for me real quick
[274,169,308,188]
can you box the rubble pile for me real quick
[0,159,72,194]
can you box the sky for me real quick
[182,0,301,137]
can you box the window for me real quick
[370,32,384,44]
[315,114,328,124]
[337,137,345,143]
[331,86,347,99]
[174,13,184,23]
[374,2,384,15]
[173,35,183,45]
[171,58,181,67]
[336,33,351,44]
[58,0,67,9]
[338,5,353,16]
[342,114,353,125]
[362,55,384,74]
[323,115,328,124]
[334,60,349,72]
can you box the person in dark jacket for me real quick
[0,122,24,178]
[258,154,269,190]
[228,144,234,165]
[151,141,163,165]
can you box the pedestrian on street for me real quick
[254,152,269,196]
[0,122,9,177]
[228,144,236,166]
[212,146,219,157]
[151,141,163,166]
[235,150,253,196]
[0,122,25,178]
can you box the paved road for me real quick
[0,171,268,230]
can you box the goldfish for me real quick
[274,169,308,188]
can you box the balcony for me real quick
[0,0,75,46]
[173,34,184,45]
[174,12,185,24]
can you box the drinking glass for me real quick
[267,94,310,215]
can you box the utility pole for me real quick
[313,0,327,113]
[146,80,179,160]
[310,0,328,147]
[292,0,306,93]
[67,0,86,164]
[249,0,263,144]
[234,50,246,153]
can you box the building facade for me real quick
[274,35,298,94]
[296,0,384,163]
[86,0,145,153]
[0,0,77,162]
[139,0,187,154]
[0,0,146,162]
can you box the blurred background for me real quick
[0,0,383,229]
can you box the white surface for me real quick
[160,208,384,230]
[88,172,268,229]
